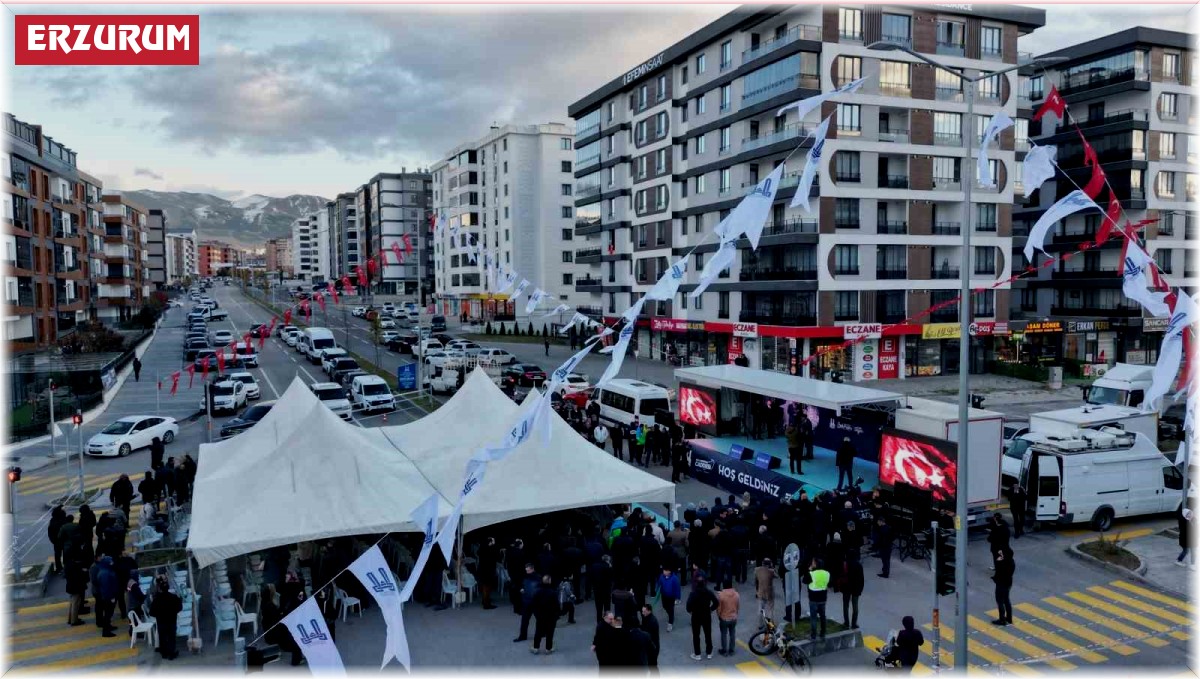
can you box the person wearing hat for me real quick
[835,437,857,490]
[149,575,182,659]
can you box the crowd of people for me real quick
[559,400,692,483]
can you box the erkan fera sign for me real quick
[15,15,200,65]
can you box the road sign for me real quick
[397,363,417,390]
[783,543,801,607]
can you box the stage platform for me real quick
[687,435,879,504]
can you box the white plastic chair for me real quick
[133,526,162,550]
[460,571,478,604]
[212,603,237,647]
[440,571,459,607]
[129,610,157,649]
[241,574,261,609]
[233,600,258,636]
[334,587,361,621]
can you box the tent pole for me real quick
[186,554,199,650]
[455,520,464,609]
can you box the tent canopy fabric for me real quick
[674,364,902,414]
[187,369,674,568]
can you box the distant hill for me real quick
[123,190,329,247]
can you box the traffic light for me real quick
[7,467,22,483]
[72,411,83,426]
[934,528,956,596]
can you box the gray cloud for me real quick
[133,167,165,181]
[125,7,731,163]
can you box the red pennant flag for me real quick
[201,356,210,379]
[356,266,368,286]
[1082,163,1106,200]
[1033,85,1066,122]
[315,293,326,312]
[259,330,268,350]
[170,371,181,396]
[215,351,225,375]
[327,281,339,304]
[186,364,196,388]
[402,233,413,255]
[1179,332,1195,392]
[1096,192,1120,245]
[302,300,312,322]
[284,308,293,325]
[367,258,378,276]
[391,242,404,264]
[378,249,389,266]
[243,334,252,352]
[342,275,353,294]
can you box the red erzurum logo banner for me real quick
[14,15,199,66]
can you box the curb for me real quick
[1063,542,1181,595]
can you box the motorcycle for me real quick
[748,612,812,674]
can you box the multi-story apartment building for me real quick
[568,5,1044,380]
[165,231,197,283]
[3,113,96,351]
[353,171,433,300]
[264,237,292,276]
[96,193,147,324]
[432,123,580,321]
[290,214,327,281]
[198,240,242,277]
[1013,27,1198,372]
[325,193,360,281]
[145,208,167,291]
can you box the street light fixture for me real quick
[866,41,1067,673]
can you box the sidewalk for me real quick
[1122,531,1193,598]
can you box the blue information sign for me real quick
[397,363,417,390]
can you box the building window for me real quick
[635,121,647,144]
[977,74,1002,102]
[655,185,668,210]
[695,94,706,115]
[1158,171,1177,198]
[934,111,963,144]
[504,206,510,219]
[718,291,730,318]
[1161,132,1177,159]
[720,40,733,69]
[720,84,731,111]
[562,183,573,196]
[560,138,572,151]
[1164,52,1181,81]
[562,251,573,263]
[695,134,706,155]
[834,244,859,274]
[980,26,1002,56]
[694,291,703,310]
[696,53,706,74]
[1154,248,1173,273]
[681,65,688,85]
[835,56,861,86]
[638,85,648,110]
[562,227,573,240]
[837,104,861,134]
[719,126,731,153]
[720,168,731,193]
[503,161,508,173]
[973,289,995,317]
[636,156,647,179]
[835,198,859,227]
[657,74,667,101]
[607,101,615,122]
[976,203,997,231]
[936,19,965,52]
[655,149,667,174]
[563,273,574,285]
[562,160,572,172]
[839,8,862,40]
[655,111,667,138]
[695,174,706,194]
[834,291,859,320]
[879,61,911,95]
[882,13,911,44]
[933,157,961,184]
[974,246,996,274]
[835,151,861,182]
[1160,92,1179,120]
[561,206,573,219]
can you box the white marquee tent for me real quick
[188,369,674,568]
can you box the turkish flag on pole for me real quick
[243,334,252,352]
[342,275,353,294]
[186,364,196,388]
[367,258,378,277]
[327,281,339,304]
[283,308,292,325]
[315,293,326,312]
[303,300,312,322]
[356,266,368,286]
[215,351,225,375]
[402,233,413,255]
[170,371,181,396]
[1096,191,1120,245]
[391,242,404,263]
[1033,85,1066,122]
[378,249,389,266]
[259,329,268,350]
[201,356,210,379]
[1083,160,1106,199]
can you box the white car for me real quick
[416,339,443,358]
[228,372,262,400]
[377,318,397,330]
[446,339,479,351]
[477,348,517,366]
[211,330,234,346]
[201,380,248,414]
[283,329,303,347]
[423,349,448,367]
[558,373,591,396]
[86,416,179,457]
[321,348,350,375]
[351,306,368,318]
[310,382,354,421]
[380,331,402,344]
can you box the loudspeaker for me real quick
[753,451,781,470]
[729,444,754,461]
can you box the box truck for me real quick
[1030,404,1158,447]
[1085,363,1153,408]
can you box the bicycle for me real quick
[747,609,812,674]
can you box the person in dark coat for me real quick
[155,461,176,504]
[108,474,134,522]
[1009,485,1027,539]
[610,423,625,461]
[150,438,165,471]
[841,552,865,629]
[132,356,142,382]
[686,578,718,659]
[874,516,894,579]
[991,549,1015,625]
[535,543,557,582]
[65,545,89,626]
[126,578,146,622]
[477,537,499,609]
[798,414,814,460]
[113,549,137,620]
[890,615,924,672]
[987,513,1011,565]
[640,603,661,669]
[138,472,160,511]
[592,613,619,668]
[506,539,526,612]
[530,575,561,654]
[48,506,68,574]
[514,564,540,642]
[260,584,298,665]
[628,620,653,668]
[835,437,856,490]
[591,554,614,623]
[149,576,183,659]
[77,505,96,564]
[95,556,119,636]
[1177,504,1193,565]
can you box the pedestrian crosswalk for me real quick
[862,578,1190,673]
[6,598,141,673]
[17,471,127,499]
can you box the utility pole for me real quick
[867,43,1067,672]
[48,379,56,459]
[931,520,941,673]
[76,411,84,498]
[7,467,21,574]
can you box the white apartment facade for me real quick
[165,231,197,283]
[290,213,329,281]
[431,123,579,321]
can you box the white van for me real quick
[349,375,396,413]
[1019,427,1183,531]
[300,328,338,364]
[1086,363,1153,408]
[590,379,672,429]
[1030,404,1158,448]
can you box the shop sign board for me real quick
[844,323,882,340]
[921,323,960,340]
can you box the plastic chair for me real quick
[334,587,361,622]
[233,600,258,636]
[241,574,261,609]
[133,526,162,550]
[440,571,459,607]
[129,610,157,649]
[460,571,478,604]
[212,603,237,647]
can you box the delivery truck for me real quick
[1030,404,1158,447]
[1084,363,1153,408]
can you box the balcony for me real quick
[1059,68,1149,96]
[976,222,998,233]
[934,178,962,191]
[936,41,965,57]
[577,153,601,171]
[575,277,602,292]
[577,123,600,140]
[882,174,909,189]
[879,220,907,235]
[575,217,602,235]
[879,83,911,98]
[834,219,860,229]
[834,171,862,183]
[879,129,910,144]
[718,145,732,156]
[932,222,961,236]
[882,32,912,48]
[934,132,962,147]
[931,267,961,279]
[9,289,34,308]
[575,247,602,263]
[876,267,908,280]
[1076,108,1149,131]
[741,24,821,65]
[576,184,602,198]
[738,267,818,281]
[936,87,964,103]
[738,310,817,326]
[742,73,820,109]
[761,218,818,236]
[742,122,817,154]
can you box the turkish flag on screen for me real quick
[879,433,958,503]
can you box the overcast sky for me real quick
[4,3,1196,199]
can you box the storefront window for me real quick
[760,336,798,374]
[811,340,849,380]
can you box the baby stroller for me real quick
[874,629,903,670]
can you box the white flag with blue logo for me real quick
[348,545,410,670]
[720,164,785,250]
[399,493,440,603]
[497,271,519,294]
[542,303,572,319]
[789,115,831,214]
[434,460,487,562]
[1022,144,1057,198]
[1024,190,1100,262]
[690,240,738,299]
[977,111,1013,189]
[525,288,549,315]
[776,76,867,121]
[1123,244,1171,317]
[550,343,595,390]
[511,278,530,301]
[645,257,689,302]
[282,596,345,675]
[1144,293,1198,413]
[558,312,589,335]
[595,323,636,389]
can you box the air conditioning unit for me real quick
[1045,435,1089,452]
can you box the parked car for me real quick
[248,323,271,338]
[338,368,370,387]
[184,340,211,362]
[501,363,547,390]
[219,401,276,439]
[200,379,247,414]
[211,330,234,346]
[430,315,447,332]
[328,357,362,384]
[283,329,303,348]
[349,375,396,412]
[385,333,418,354]
[351,306,368,318]
[377,318,397,331]
[310,382,353,421]
[379,331,402,345]
[230,344,259,368]
[86,416,179,457]
[320,348,350,375]
[276,323,298,338]
[227,372,262,400]
[416,339,443,358]
[193,349,222,371]
[557,373,591,396]
[477,348,517,366]
[446,339,480,352]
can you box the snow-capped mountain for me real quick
[123,190,328,247]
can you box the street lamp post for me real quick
[867,42,1066,672]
